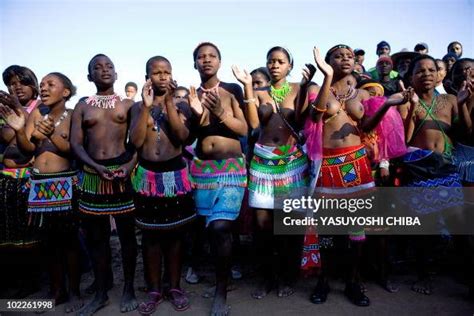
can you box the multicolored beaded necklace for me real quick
[330,86,355,108]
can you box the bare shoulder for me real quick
[121,97,135,110]
[73,98,87,112]
[438,93,456,105]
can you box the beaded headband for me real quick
[325,44,354,63]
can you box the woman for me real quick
[304,45,408,306]
[130,56,195,314]
[1,72,82,312]
[189,42,247,316]
[70,54,138,315]
[0,65,41,297]
[233,46,314,299]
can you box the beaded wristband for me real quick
[243,98,256,104]
[311,103,327,112]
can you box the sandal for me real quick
[167,288,190,311]
[138,291,163,315]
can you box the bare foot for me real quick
[277,284,295,298]
[412,277,433,295]
[76,295,108,316]
[120,287,138,313]
[210,295,230,316]
[251,280,274,299]
[65,295,84,313]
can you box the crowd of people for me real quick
[0,40,473,316]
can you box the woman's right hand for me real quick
[188,86,203,115]
[231,65,252,86]
[0,104,25,131]
[313,47,333,77]
[141,79,154,108]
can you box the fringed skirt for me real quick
[248,143,309,209]
[315,145,375,241]
[402,148,463,214]
[132,156,195,230]
[0,167,40,248]
[27,169,79,232]
[190,156,247,226]
[78,153,135,216]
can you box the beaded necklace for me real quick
[330,86,355,108]
[270,81,292,105]
[44,110,68,127]
[150,106,165,143]
[199,81,220,94]
[86,94,123,109]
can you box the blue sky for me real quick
[1,0,472,106]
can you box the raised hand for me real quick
[201,90,224,117]
[0,91,22,109]
[231,65,252,86]
[167,79,178,95]
[141,79,154,108]
[457,80,473,105]
[188,86,203,115]
[300,63,317,86]
[399,81,419,104]
[313,47,333,77]
[36,117,55,136]
[0,104,25,131]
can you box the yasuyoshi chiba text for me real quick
[282,216,421,227]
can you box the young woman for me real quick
[1,72,83,313]
[400,55,468,295]
[189,42,247,316]
[130,56,195,314]
[0,65,41,297]
[304,45,408,306]
[232,47,313,299]
[70,54,138,315]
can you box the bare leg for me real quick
[115,215,138,313]
[77,217,110,316]
[209,220,232,316]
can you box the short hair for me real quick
[250,67,271,82]
[451,58,474,91]
[406,55,437,84]
[47,72,76,101]
[88,54,111,74]
[2,65,39,99]
[193,42,221,62]
[266,46,294,68]
[125,82,138,90]
[175,86,189,94]
[435,59,447,71]
[145,56,171,76]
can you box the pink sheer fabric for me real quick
[303,92,323,161]
[361,96,406,162]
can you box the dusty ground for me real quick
[15,234,474,316]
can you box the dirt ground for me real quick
[14,234,474,316]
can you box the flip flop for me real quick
[138,291,163,315]
[167,288,190,312]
